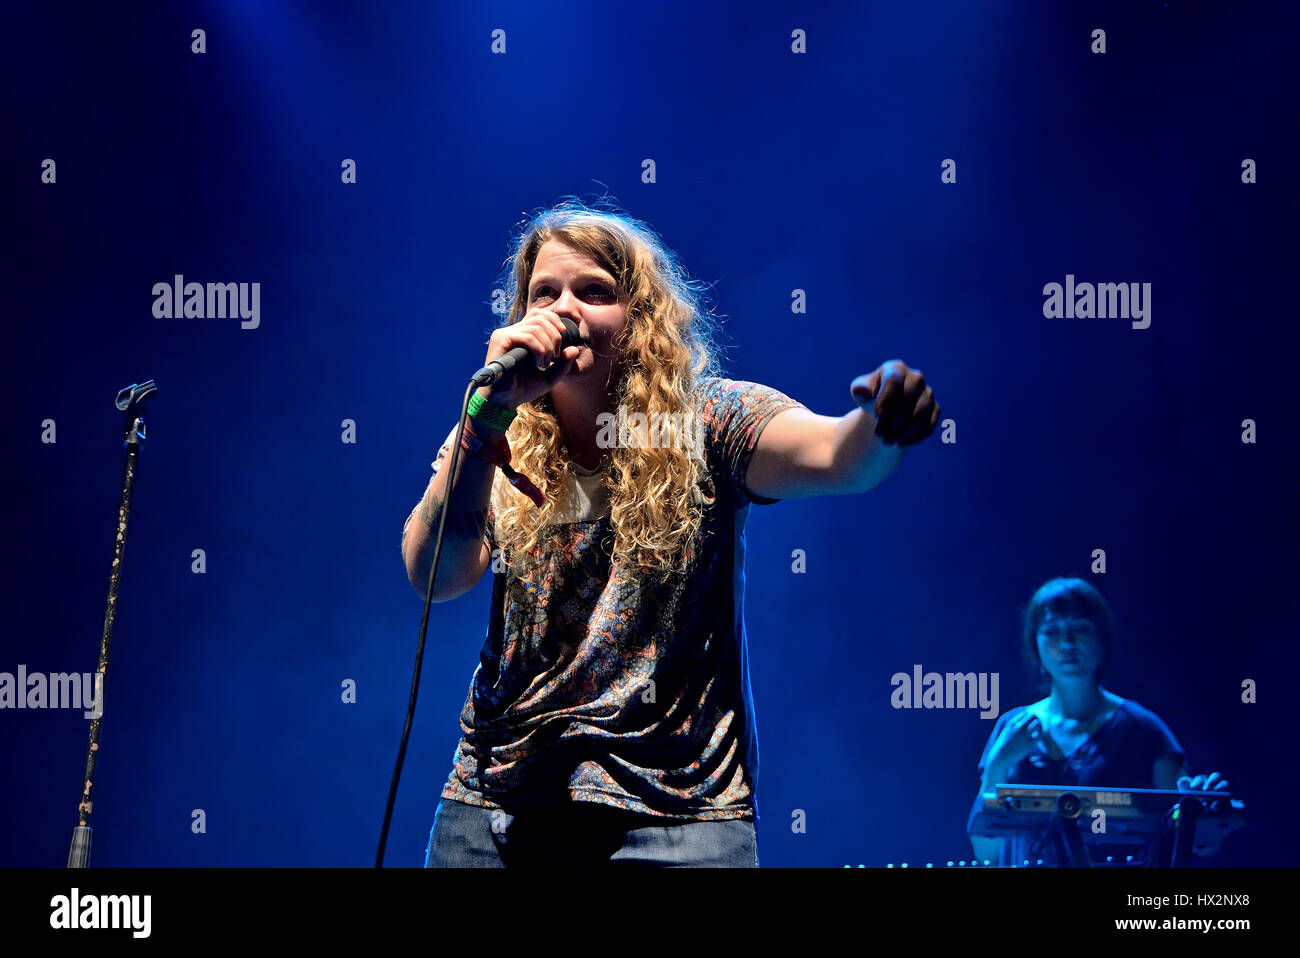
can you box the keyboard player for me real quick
[967,578,1230,866]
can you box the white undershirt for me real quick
[549,461,611,524]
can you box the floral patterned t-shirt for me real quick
[403,376,805,823]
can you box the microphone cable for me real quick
[375,317,587,866]
[375,378,478,867]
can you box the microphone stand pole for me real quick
[68,380,157,868]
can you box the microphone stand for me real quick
[67,380,157,868]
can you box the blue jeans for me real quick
[424,797,759,867]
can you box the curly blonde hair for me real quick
[488,198,725,581]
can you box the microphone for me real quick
[470,317,589,386]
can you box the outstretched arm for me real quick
[746,360,940,500]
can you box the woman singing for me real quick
[401,199,940,867]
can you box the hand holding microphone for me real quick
[472,309,589,408]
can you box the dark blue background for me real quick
[3,0,1296,867]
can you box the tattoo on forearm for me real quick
[417,494,491,541]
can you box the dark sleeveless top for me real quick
[966,699,1186,865]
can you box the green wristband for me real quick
[467,391,517,431]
